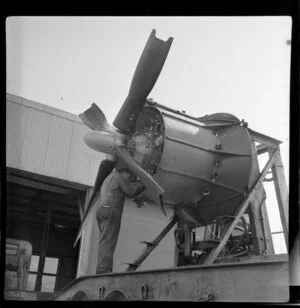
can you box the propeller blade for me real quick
[79,103,115,133]
[74,159,116,247]
[113,29,173,133]
[115,145,166,216]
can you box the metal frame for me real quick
[51,129,289,302]
[52,254,289,302]
[123,130,288,268]
[203,130,288,265]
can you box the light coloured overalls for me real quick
[95,170,141,274]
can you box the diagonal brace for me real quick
[203,148,279,265]
[126,215,178,271]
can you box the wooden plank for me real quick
[6,174,73,195]
[35,202,52,291]
[204,148,279,265]
[268,149,289,248]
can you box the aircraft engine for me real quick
[129,105,253,226]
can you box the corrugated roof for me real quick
[6,93,104,187]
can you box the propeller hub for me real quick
[84,131,116,155]
[128,134,152,167]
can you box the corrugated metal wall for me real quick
[6,93,104,187]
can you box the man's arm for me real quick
[118,176,145,198]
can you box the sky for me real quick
[6,16,292,253]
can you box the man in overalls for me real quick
[96,167,145,274]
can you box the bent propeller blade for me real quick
[79,103,115,133]
[115,145,166,216]
[113,29,173,133]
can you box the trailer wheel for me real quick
[104,290,128,301]
[70,290,88,301]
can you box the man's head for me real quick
[117,168,132,181]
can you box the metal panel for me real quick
[6,94,104,187]
[143,107,252,225]
[76,199,175,278]
[53,254,289,302]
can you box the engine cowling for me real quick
[131,105,253,226]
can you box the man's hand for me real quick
[136,182,146,195]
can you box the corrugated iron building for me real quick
[6,93,175,300]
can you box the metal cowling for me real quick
[134,106,253,226]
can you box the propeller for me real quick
[79,103,117,134]
[74,29,172,246]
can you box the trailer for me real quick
[52,254,288,302]
[4,238,32,300]
[52,129,289,302]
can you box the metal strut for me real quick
[203,147,279,265]
[126,215,178,271]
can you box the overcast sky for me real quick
[6,16,292,252]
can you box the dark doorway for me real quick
[6,172,87,299]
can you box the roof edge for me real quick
[6,93,82,124]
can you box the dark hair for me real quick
[117,167,131,174]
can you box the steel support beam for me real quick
[204,148,279,265]
[268,148,289,249]
[248,128,282,149]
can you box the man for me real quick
[95,166,145,274]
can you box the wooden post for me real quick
[35,202,52,291]
[247,139,274,255]
[268,148,289,249]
